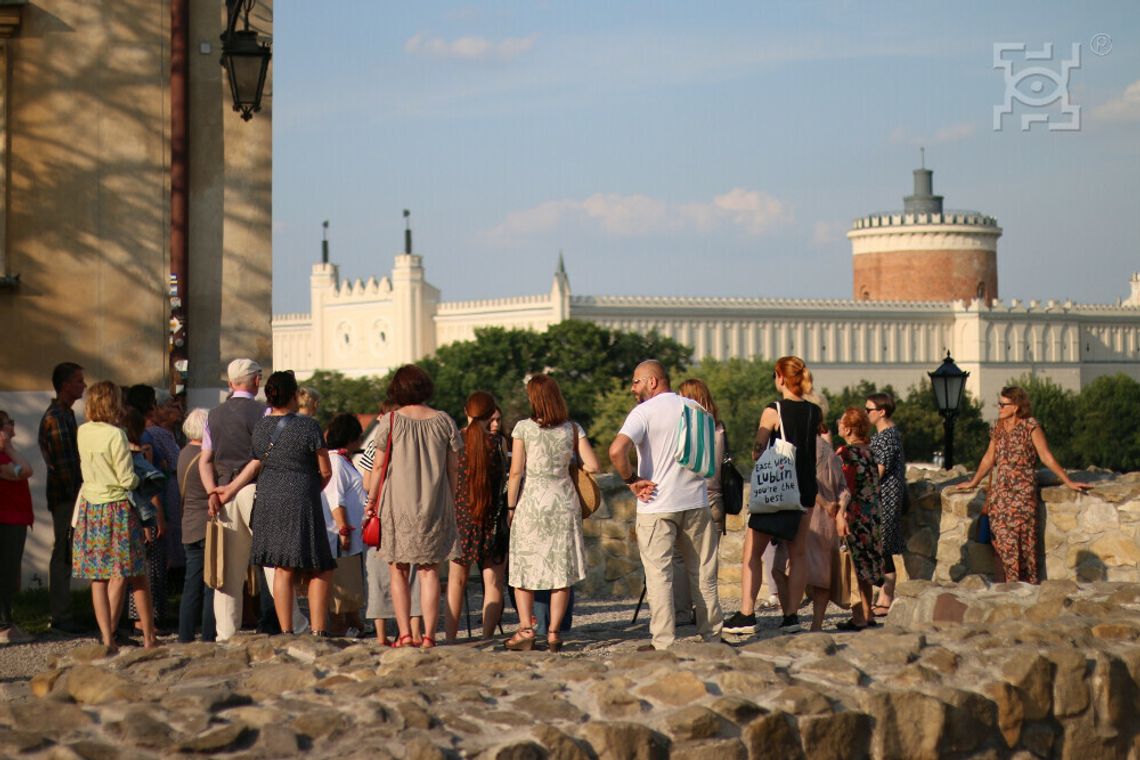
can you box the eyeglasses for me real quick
[997,401,1015,407]
[864,406,879,412]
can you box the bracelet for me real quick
[338,526,354,536]
[507,507,516,511]
[623,473,639,485]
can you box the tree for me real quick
[1070,374,1140,471]
[302,370,389,427]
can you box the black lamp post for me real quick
[929,351,969,469]
[220,0,271,121]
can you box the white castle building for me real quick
[273,169,1140,416]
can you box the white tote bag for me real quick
[748,402,804,514]
[674,401,717,479]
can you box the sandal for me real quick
[871,604,891,618]
[390,634,415,648]
[420,636,436,649]
[547,633,563,653]
[504,628,535,651]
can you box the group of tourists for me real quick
[0,353,1089,651]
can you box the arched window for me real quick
[976,282,986,300]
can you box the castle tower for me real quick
[847,164,1001,303]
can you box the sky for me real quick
[271,1,1140,314]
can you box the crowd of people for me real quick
[0,354,1090,650]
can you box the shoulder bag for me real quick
[362,411,394,548]
[748,401,804,514]
[720,427,745,516]
[674,401,718,479]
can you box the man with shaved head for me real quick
[609,360,723,650]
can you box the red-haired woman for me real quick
[952,386,1090,583]
[445,391,509,641]
[724,356,820,636]
[504,374,600,652]
[836,407,886,629]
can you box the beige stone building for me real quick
[0,1,273,585]
[274,169,1140,413]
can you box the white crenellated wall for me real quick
[271,256,1140,411]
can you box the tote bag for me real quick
[674,402,717,479]
[748,402,804,514]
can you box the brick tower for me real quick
[847,164,1001,303]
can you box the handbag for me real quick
[829,543,855,610]
[720,429,745,517]
[748,402,804,514]
[975,472,993,544]
[362,411,394,548]
[204,517,225,589]
[571,461,601,519]
[674,401,717,479]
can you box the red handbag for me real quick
[362,411,394,548]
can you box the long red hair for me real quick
[463,391,498,521]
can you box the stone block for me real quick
[906,528,936,557]
[932,593,967,624]
[1048,506,1080,533]
[798,712,872,760]
[862,691,948,760]
[741,711,804,760]
[1047,648,1090,718]
[1078,501,1122,533]
[577,721,670,760]
[965,542,997,575]
[1091,535,1140,567]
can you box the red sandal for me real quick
[420,636,436,649]
[390,634,415,648]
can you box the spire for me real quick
[557,249,566,276]
[321,220,329,264]
[403,209,412,255]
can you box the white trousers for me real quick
[212,484,307,640]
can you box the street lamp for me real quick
[220,0,271,121]
[928,351,969,469]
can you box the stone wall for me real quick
[581,469,1140,601]
[901,469,1140,585]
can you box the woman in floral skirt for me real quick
[73,381,157,649]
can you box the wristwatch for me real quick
[11,464,21,477]
[623,473,639,485]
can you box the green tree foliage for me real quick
[1005,374,1077,465]
[1070,374,1140,471]
[302,370,389,427]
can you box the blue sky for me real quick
[272,1,1140,313]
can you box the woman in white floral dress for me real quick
[505,374,599,652]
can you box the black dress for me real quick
[249,414,336,571]
[748,399,820,541]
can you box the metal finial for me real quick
[920,146,925,169]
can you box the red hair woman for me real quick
[445,391,509,641]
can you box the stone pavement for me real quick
[2,581,1140,759]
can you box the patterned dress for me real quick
[986,417,1041,584]
[837,444,886,586]
[508,420,587,590]
[249,414,336,572]
[451,430,507,567]
[870,426,906,556]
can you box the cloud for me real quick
[889,122,977,146]
[1092,79,1140,123]
[404,32,537,62]
[489,189,790,241]
[811,220,848,246]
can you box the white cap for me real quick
[226,358,262,384]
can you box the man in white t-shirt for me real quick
[609,360,724,649]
